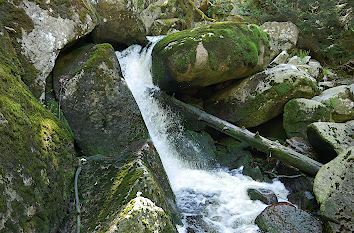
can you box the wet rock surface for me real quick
[53,43,148,156]
[255,202,322,233]
[247,188,278,205]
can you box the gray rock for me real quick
[270,50,289,66]
[53,43,148,156]
[247,188,278,205]
[260,21,299,57]
[205,64,318,128]
[92,0,180,46]
[313,147,354,232]
[0,0,97,101]
[77,140,180,232]
[308,59,322,80]
[255,202,323,233]
[288,56,301,66]
[312,85,354,122]
[307,121,354,163]
[283,98,331,139]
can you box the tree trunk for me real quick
[152,90,323,176]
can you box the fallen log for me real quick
[151,90,323,176]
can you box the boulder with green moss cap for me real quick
[152,22,271,91]
[0,0,97,101]
[283,98,331,139]
[0,24,76,232]
[76,140,180,232]
[53,43,148,157]
[205,64,319,128]
[313,147,354,232]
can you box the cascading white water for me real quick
[116,37,289,233]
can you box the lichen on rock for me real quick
[313,147,354,232]
[0,0,97,101]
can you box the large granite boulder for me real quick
[307,121,354,163]
[0,24,76,232]
[260,21,299,57]
[283,98,331,139]
[0,0,97,101]
[53,43,148,156]
[312,85,354,122]
[205,64,318,128]
[255,202,322,233]
[152,22,271,91]
[91,0,181,46]
[77,140,179,232]
[313,147,354,232]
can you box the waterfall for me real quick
[116,37,289,233]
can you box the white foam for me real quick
[116,37,289,232]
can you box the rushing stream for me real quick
[116,37,289,233]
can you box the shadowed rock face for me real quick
[205,64,318,128]
[0,24,76,233]
[307,121,354,163]
[314,147,354,232]
[152,22,271,91]
[0,0,97,102]
[255,202,322,233]
[53,43,148,157]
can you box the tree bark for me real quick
[152,90,323,176]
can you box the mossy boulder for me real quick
[283,98,331,139]
[307,121,354,163]
[152,22,271,91]
[205,64,319,128]
[0,24,76,232]
[0,0,97,101]
[255,202,323,233]
[312,85,354,122]
[53,43,148,156]
[110,195,176,232]
[313,147,354,232]
[77,140,179,232]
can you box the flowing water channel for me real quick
[116,37,289,233]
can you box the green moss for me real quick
[0,26,76,232]
[152,22,270,90]
[274,82,294,96]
